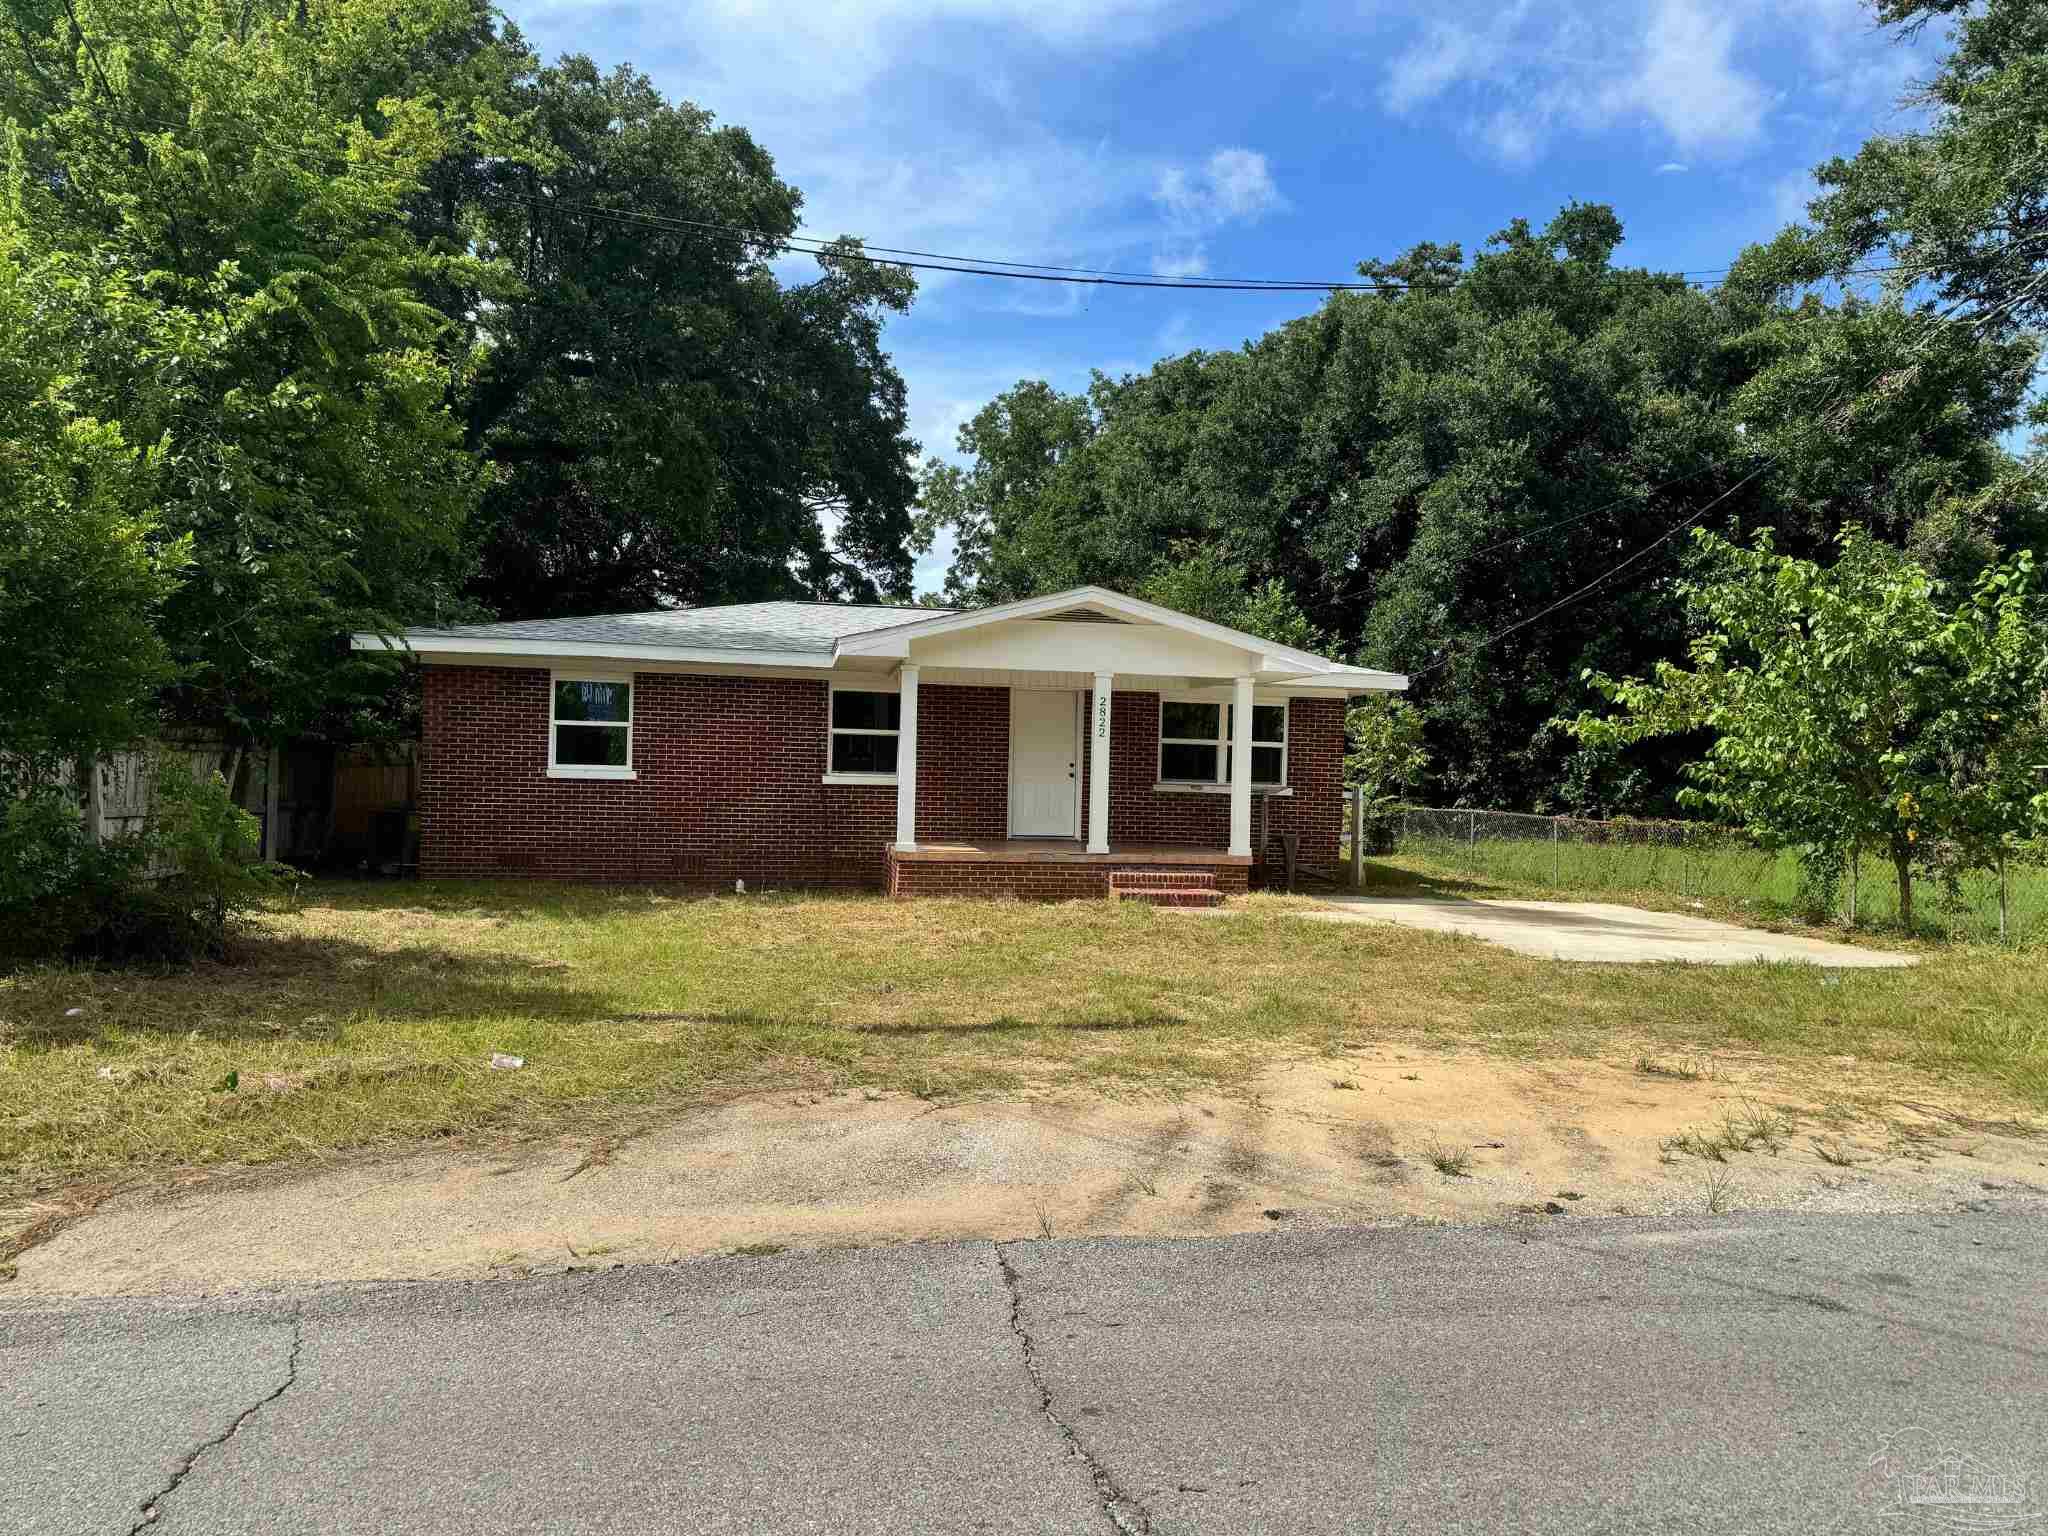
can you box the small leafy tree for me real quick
[1345,697,1431,821]
[1566,526,2048,931]
[147,760,300,956]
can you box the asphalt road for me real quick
[5,1209,2044,1534]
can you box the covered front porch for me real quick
[827,586,1403,900]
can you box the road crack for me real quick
[129,1311,304,1532]
[993,1242,1153,1535]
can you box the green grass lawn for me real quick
[3,876,2045,1222]
[1362,833,2047,944]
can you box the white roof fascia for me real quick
[1257,665,1409,691]
[349,632,836,670]
[830,586,1341,672]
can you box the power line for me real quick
[1461,462,1733,561]
[487,190,1385,292]
[488,190,1938,296]
[1408,462,1774,678]
[493,194,1385,288]
[1401,284,2036,680]
[501,192,1911,290]
[39,99,1939,296]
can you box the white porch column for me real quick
[1228,674,1255,857]
[1086,671,1113,854]
[893,664,920,851]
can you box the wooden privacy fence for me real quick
[73,740,419,868]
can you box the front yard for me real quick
[3,875,2045,1232]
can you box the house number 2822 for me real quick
[1095,697,1109,738]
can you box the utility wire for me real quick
[1461,462,1733,561]
[487,190,1384,291]
[1402,274,2038,681]
[489,190,1941,295]
[491,193,1386,288]
[1407,462,1775,678]
[39,98,1942,295]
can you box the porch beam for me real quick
[894,664,920,851]
[1086,672,1113,854]
[1229,674,1254,857]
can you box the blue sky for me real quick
[501,0,1940,594]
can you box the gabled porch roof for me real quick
[833,585,1405,693]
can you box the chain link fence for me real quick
[1340,799,2042,945]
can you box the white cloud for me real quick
[1625,0,1769,153]
[1655,162,1689,175]
[1381,16,1502,116]
[1770,169,1822,225]
[1157,147,1286,227]
[1151,246,1211,279]
[606,0,1202,102]
[1149,147,1287,273]
[1371,0,1910,165]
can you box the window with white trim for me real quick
[829,687,901,776]
[550,676,633,778]
[1157,698,1286,787]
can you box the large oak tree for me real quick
[916,204,2039,813]
[441,51,920,616]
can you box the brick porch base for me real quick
[886,840,1251,901]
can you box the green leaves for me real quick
[4,0,492,744]
[0,227,187,792]
[1805,0,2048,348]
[1563,524,2048,927]
[458,59,919,615]
[1344,696,1429,819]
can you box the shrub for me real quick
[145,760,299,957]
[0,757,298,966]
[0,790,152,962]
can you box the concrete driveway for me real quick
[1301,895,1916,966]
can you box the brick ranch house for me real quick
[353,586,1406,901]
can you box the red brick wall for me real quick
[911,684,1009,843]
[1079,690,1346,883]
[418,667,1345,885]
[420,667,877,883]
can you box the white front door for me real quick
[1009,689,1080,837]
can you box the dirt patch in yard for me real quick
[10,1046,2044,1297]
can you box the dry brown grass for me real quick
[1,878,2043,1210]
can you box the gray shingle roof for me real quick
[398,601,955,657]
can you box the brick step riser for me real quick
[1111,889,1223,908]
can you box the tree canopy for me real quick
[917,203,2042,813]
[3,0,501,744]
[450,52,920,617]
[1798,0,2048,352]
[0,0,923,757]
[0,223,186,793]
